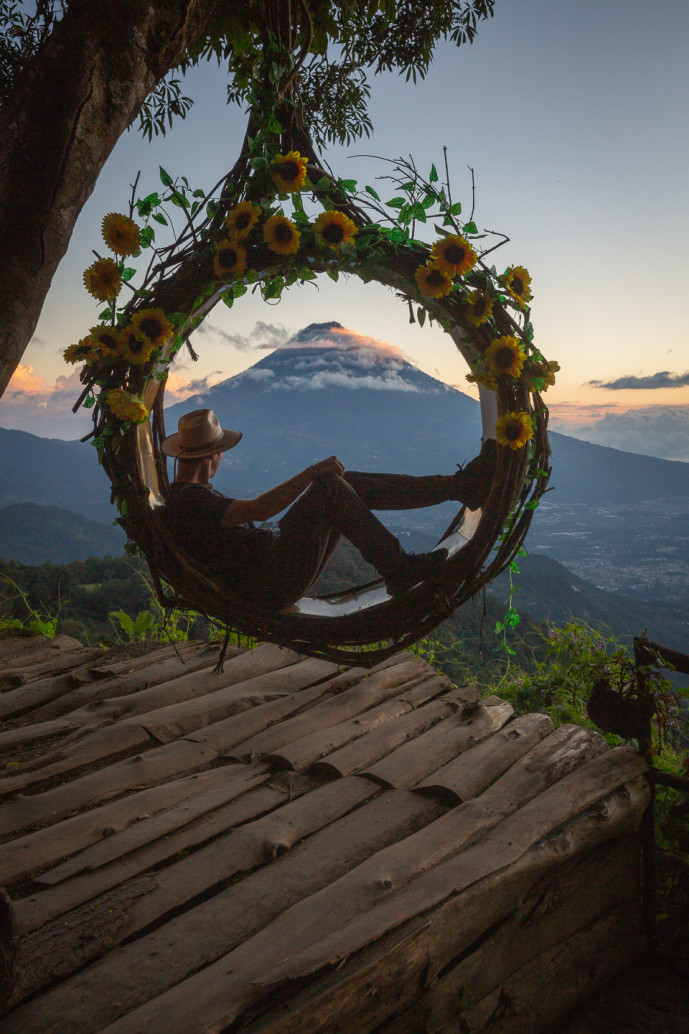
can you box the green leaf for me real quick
[316,176,332,191]
[448,202,463,215]
[417,307,426,327]
[339,178,357,192]
[122,267,136,282]
[400,181,415,192]
[386,197,405,208]
[462,220,478,234]
[421,194,435,210]
[192,188,205,198]
[509,560,520,572]
[411,201,427,222]
[364,185,380,201]
[429,164,438,183]
[152,212,168,226]
[170,190,190,209]
[524,499,540,511]
[98,307,113,320]
[327,269,339,282]
[159,166,173,187]
[140,226,155,248]
[222,292,234,308]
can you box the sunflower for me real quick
[102,212,141,256]
[118,325,156,366]
[224,201,261,240]
[485,336,526,379]
[212,239,247,279]
[312,210,358,252]
[130,308,173,348]
[464,289,494,327]
[263,215,300,256]
[465,370,498,391]
[429,235,477,278]
[503,265,533,308]
[83,258,122,301]
[414,263,453,299]
[64,338,97,365]
[270,151,308,193]
[495,411,533,450]
[107,389,149,424]
[526,359,560,392]
[89,325,122,359]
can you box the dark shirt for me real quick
[164,482,274,586]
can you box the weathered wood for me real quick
[132,657,338,743]
[79,758,646,1034]
[229,659,434,762]
[26,649,219,722]
[0,739,221,837]
[310,695,464,780]
[35,762,271,885]
[0,765,267,887]
[0,634,83,671]
[415,712,554,799]
[0,645,101,692]
[0,724,153,796]
[0,717,82,755]
[362,698,514,789]
[7,784,445,1020]
[0,632,49,664]
[88,640,218,677]
[269,678,458,774]
[15,782,299,933]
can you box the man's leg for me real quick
[344,440,497,513]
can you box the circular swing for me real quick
[72,46,553,666]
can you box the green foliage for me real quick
[0,0,62,108]
[0,572,59,638]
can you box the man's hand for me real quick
[307,456,345,479]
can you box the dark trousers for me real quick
[250,470,456,608]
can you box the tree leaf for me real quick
[417,307,426,327]
[386,197,405,208]
[429,164,438,182]
[365,184,380,201]
[122,267,136,282]
[152,212,168,225]
[462,220,478,234]
[159,166,173,187]
[448,202,463,215]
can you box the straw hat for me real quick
[161,409,242,459]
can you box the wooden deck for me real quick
[0,632,649,1034]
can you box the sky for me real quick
[2,0,688,460]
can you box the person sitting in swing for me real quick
[162,408,497,609]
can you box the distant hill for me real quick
[0,503,125,565]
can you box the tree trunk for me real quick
[0,0,223,397]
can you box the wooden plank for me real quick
[0,717,81,754]
[362,698,514,789]
[228,659,434,762]
[0,765,265,887]
[88,640,221,677]
[36,762,271,885]
[80,757,646,1034]
[0,634,83,671]
[0,724,153,795]
[15,782,297,933]
[415,712,554,799]
[0,645,101,690]
[7,783,444,1025]
[132,657,338,743]
[310,695,464,780]
[25,649,220,722]
[269,677,458,774]
[0,739,220,836]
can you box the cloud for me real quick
[556,405,689,461]
[165,370,224,400]
[589,370,689,390]
[0,366,92,438]
[270,370,420,392]
[197,320,290,351]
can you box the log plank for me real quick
[88,641,218,677]
[0,739,221,837]
[269,678,459,774]
[0,646,101,691]
[415,712,554,799]
[362,698,514,789]
[0,765,268,887]
[82,756,646,1034]
[7,784,445,1020]
[229,659,434,762]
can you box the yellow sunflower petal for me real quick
[495,411,533,450]
[129,308,173,348]
[118,326,156,366]
[429,235,477,278]
[465,370,498,391]
[63,338,96,365]
[414,263,452,299]
[504,265,533,308]
[312,210,358,251]
[485,336,526,379]
[89,325,122,359]
[102,212,141,256]
[83,258,122,301]
[270,151,308,193]
[224,201,261,240]
[464,289,494,327]
[106,389,149,423]
[263,215,300,256]
[213,239,248,278]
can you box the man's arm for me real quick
[221,456,345,527]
